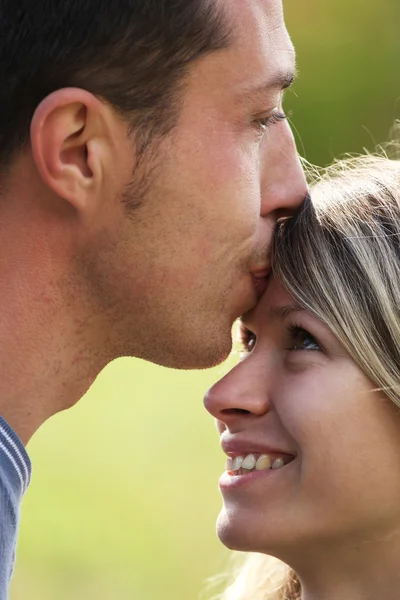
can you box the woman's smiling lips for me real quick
[219,437,296,489]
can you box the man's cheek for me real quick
[197,129,257,187]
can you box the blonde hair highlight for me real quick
[217,150,400,600]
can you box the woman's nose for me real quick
[203,361,270,427]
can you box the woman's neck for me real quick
[287,529,400,600]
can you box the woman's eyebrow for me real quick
[268,305,304,321]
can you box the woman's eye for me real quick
[240,326,256,354]
[287,325,321,352]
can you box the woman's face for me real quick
[204,278,400,558]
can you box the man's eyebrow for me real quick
[240,67,298,100]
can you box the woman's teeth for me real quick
[227,453,288,474]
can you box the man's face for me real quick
[80,0,307,369]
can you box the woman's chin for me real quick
[216,507,303,557]
[217,509,272,553]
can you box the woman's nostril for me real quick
[221,408,251,416]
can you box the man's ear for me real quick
[30,88,132,215]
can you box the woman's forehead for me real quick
[242,278,301,329]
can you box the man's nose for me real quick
[203,362,270,428]
[260,122,308,218]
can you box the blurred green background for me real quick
[10,1,400,599]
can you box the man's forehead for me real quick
[225,0,288,41]
[221,0,296,90]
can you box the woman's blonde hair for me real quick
[218,151,400,600]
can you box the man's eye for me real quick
[240,326,256,353]
[253,109,288,133]
[287,325,321,352]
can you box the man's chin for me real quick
[136,332,233,371]
[160,341,232,371]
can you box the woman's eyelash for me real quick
[239,323,322,354]
[287,323,321,352]
[240,325,256,353]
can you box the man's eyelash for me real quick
[254,111,288,131]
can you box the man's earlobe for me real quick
[30,88,107,213]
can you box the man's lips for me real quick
[251,269,270,298]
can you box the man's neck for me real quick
[0,308,101,445]
[0,253,108,444]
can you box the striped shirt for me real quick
[0,417,31,599]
